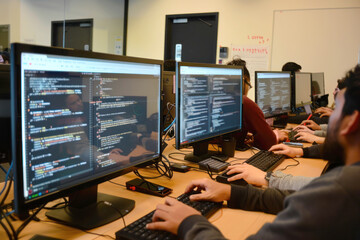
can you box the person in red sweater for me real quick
[227,59,287,150]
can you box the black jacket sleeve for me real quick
[227,185,294,215]
[178,215,227,240]
[302,144,323,158]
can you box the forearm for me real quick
[269,171,316,191]
[227,185,293,214]
[314,130,327,137]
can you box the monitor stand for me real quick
[184,140,218,163]
[46,185,135,230]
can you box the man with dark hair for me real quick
[147,65,360,239]
[282,61,302,73]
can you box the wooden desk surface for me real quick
[0,142,327,240]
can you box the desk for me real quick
[0,142,327,240]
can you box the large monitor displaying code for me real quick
[255,71,291,118]
[19,52,161,202]
[176,63,243,147]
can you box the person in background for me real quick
[227,58,288,150]
[281,61,302,74]
[292,78,347,140]
[313,78,346,118]
[147,64,360,239]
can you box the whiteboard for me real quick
[271,8,360,105]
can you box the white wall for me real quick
[0,0,21,43]
[127,0,360,102]
[272,8,360,105]
[18,0,124,54]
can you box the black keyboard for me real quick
[216,150,285,185]
[245,150,285,172]
[288,130,305,143]
[198,158,230,172]
[115,191,222,240]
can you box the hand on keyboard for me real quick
[185,178,231,202]
[116,190,223,240]
[146,197,201,235]
[269,143,304,158]
[226,163,268,186]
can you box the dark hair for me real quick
[337,78,346,90]
[227,58,250,80]
[282,62,301,72]
[164,59,176,72]
[342,64,360,116]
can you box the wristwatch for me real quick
[264,171,272,182]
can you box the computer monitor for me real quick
[311,72,325,96]
[11,43,162,229]
[255,71,291,118]
[295,72,312,107]
[0,64,11,163]
[175,62,243,162]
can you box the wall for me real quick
[271,8,360,105]
[18,0,124,54]
[0,0,21,44]
[127,0,360,101]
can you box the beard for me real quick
[322,120,345,167]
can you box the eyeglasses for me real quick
[245,80,252,89]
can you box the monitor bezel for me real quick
[175,61,243,150]
[0,64,10,99]
[255,71,292,118]
[311,72,325,96]
[11,43,163,213]
[294,72,312,107]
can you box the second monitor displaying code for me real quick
[178,65,243,145]
[255,72,291,118]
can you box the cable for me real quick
[0,217,12,240]
[163,119,175,132]
[162,123,175,142]
[0,207,15,240]
[15,203,46,239]
[0,165,8,175]
[188,166,208,173]
[101,201,127,228]
[205,164,219,180]
[0,168,14,239]
[41,219,116,240]
[0,160,13,197]
[109,181,126,188]
[133,154,173,180]
[171,143,192,151]
[43,198,69,210]
[0,175,13,209]
[277,157,300,171]
[81,229,115,239]
[168,152,187,161]
[163,102,175,127]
